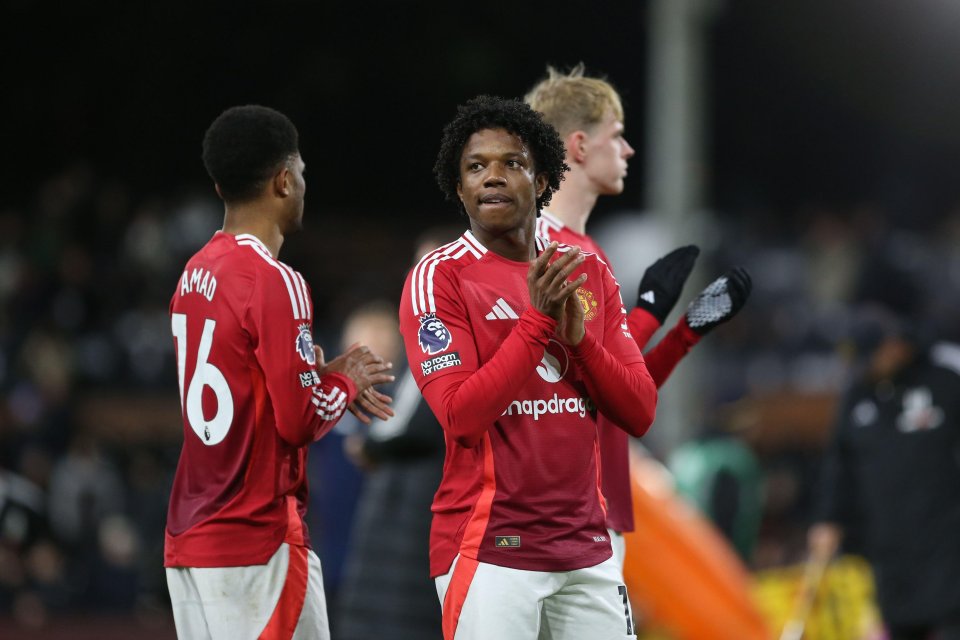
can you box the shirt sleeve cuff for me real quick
[676,315,703,347]
[520,307,559,336]
[570,330,601,360]
[322,371,358,405]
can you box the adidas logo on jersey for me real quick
[485,297,519,320]
[639,290,656,304]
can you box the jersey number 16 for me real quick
[171,313,234,445]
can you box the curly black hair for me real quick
[433,95,569,217]
[202,105,299,204]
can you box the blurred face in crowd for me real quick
[846,306,916,381]
[341,310,401,364]
[867,336,915,381]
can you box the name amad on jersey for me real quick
[180,267,218,301]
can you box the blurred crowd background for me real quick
[4,1,960,638]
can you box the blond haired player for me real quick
[526,64,752,567]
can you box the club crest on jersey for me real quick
[576,287,599,322]
[418,313,452,355]
[296,323,316,365]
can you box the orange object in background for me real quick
[623,450,771,640]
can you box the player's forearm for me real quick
[643,316,701,387]
[626,306,661,349]
[421,309,556,448]
[570,332,657,437]
[274,372,357,447]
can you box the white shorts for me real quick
[166,543,328,640]
[609,528,626,573]
[435,554,636,640]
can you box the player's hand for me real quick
[318,343,395,416]
[348,388,394,425]
[556,288,585,345]
[684,266,752,335]
[527,242,587,324]
[636,245,700,323]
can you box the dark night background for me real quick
[7,1,960,223]
[3,1,960,637]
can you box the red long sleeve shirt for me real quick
[165,232,356,567]
[537,211,701,532]
[400,231,656,576]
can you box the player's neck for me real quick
[471,220,537,262]
[547,173,596,235]
[222,205,285,258]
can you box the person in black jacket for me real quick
[810,303,960,640]
[335,228,458,640]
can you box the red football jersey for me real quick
[536,210,613,267]
[536,211,700,533]
[165,232,356,568]
[400,231,656,577]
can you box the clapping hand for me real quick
[314,343,395,424]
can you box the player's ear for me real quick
[567,130,588,164]
[456,181,464,204]
[534,173,548,199]
[274,166,291,197]
[214,183,225,201]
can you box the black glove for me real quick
[635,245,700,324]
[685,266,752,335]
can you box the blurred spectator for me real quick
[308,299,404,619]
[669,433,764,562]
[48,432,139,611]
[47,433,124,548]
[809,301,960,640]
[336,228,460,639]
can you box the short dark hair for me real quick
[434,95,568,216]
[202,105,300,203]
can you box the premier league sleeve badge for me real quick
[296,323,317,365]
[417,313,453,355]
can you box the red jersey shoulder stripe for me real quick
[555,241,610,272]
[536,210,564,240]
[411,235,482,316]
[278,261,308,320]
[554,241,593,256]
[294,271,312,320]
[235,234,308,321]
[535,217,549,240]
[460,231,487,258]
